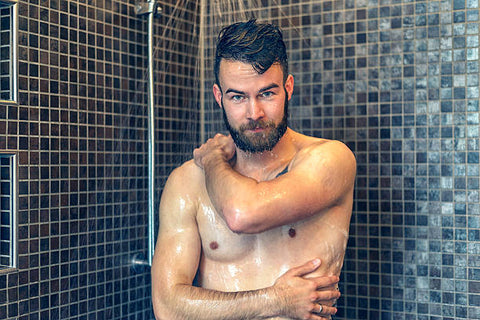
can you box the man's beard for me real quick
[222,95,288,153]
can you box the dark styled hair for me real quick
[214,19,288,86]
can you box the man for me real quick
[151,19,356,320]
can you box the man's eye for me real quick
[231,95,244,101]
[261,91,274,98]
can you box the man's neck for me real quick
[233,128,297,181]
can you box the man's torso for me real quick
[191,132,353,292]
[195,196,351,292]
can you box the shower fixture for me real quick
[131,0,161,272]
[135,0,161,16]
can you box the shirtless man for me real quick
[151,20,356,319]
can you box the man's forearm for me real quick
[153,258,338,320]
[193,134,264,232]
[155,284,281,320]
[202,153,262,232]
[203,152,239,209]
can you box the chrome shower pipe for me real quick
[134,0,161,269]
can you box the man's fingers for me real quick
[312,304,338,317]
[314,288,341,302]
[310,275,340,289]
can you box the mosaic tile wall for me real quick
[203,0,480,319]
[0,0,199,319]
[2,0,478,318]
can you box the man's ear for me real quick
[213,84,223,108]
[284,74,294,100]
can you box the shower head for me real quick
[135,0,162,16]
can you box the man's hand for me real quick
[272,259,340,320]
[193,134,236,169]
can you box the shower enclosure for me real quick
[0,0,479,319]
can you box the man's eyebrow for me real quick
[225,88,245,95]
[259,84,280,92]
[224,83,280,95]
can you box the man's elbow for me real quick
[151,274,179,320]
[152,290,167,320]
[152,302,164,320]
[223,206,264,234]
[152,293,177,320]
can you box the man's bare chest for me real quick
[195,201,318,263]
[194,197,350,292]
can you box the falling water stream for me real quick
[133,0,317,263]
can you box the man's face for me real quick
[221,96,288,153]
[213,60,294,153]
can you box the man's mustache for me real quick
[240,120,275,131]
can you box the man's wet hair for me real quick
[214,19,288,86]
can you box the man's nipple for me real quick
[288,227,296,238]
[209,241,219,250]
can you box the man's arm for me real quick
[193,135,356,234]
[150,162,340,320]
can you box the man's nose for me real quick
[246,99,265,121]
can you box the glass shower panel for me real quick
[0,1,16,103]
[0,153,16,271]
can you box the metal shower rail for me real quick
[133,0,161,269]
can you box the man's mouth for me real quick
[242,121,272,133]
[248,127,265,133]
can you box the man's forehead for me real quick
[218,61,284,88]
[218,60,257,75]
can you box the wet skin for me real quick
[151,61,356,320]
[195,162,351,293]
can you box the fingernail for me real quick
[312,259,321,266]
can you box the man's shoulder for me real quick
[292,135,356,168]
[165,159,204,191]
[174,158,202,174]
[290,130,333,149]
[294,134,353,156]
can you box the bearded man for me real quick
[151,19,356,320]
